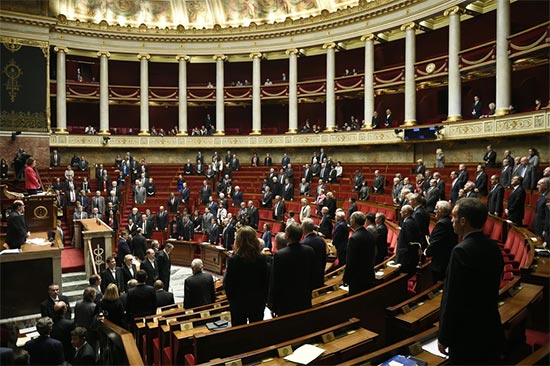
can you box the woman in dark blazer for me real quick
[223,226,269,326]
[97,283,125,328]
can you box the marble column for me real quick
[214,55,226,135]
[323,42,336,131]
[98,51,110,134]
[250,52,262,135]
[54,47,68,134]
[495,0,511,115]
[401,22,417,126]
[177,55,189,135]
[138,54,150,135]
[362,34,375,130]
[286,49,299,133]
[445,7,462,122]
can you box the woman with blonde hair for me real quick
[435,148,445,168]
[97,283,125,327]
[299,198,311,223]
[223,226,269,326]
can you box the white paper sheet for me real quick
[283,344,325,365]
[421,338,448,358]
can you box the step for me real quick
[62,271,88,283]
[62,279,89,293]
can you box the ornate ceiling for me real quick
[50,0,362,29]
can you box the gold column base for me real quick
[495,109,510,116]
[285,129,297,134]
[214,130,225,136]
[98,129,111,135]
[55,128,69,134]
[249,130,261,135]
[323,126,335,132]
[177,131,188,136]
[361,125,373,130]
[138,130,150,136]
[445,115,462,122]
[402,120,417,127]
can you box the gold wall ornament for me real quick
[4,59,22,102]
[3,40,22,53]
[0,110,46,131]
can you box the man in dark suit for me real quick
[232,186,243,207]
[301,219,327,289]
[533,178,549,237]
[247,201,259,229]
[474,164,488,196]
[200,180,212,205]
[121,254,137,293]
[70,327,96,365]
[264,153,273,167]
[273,195,286,221]
[449,171,460,204]
[116,231,132,266]
[372,170,384,194]
[302,163,312,183]
[281,153,290,169]
[483,145,497,168]
[425,179,440,213]
[24,317,65,366]
[100,256,124,293]
[222,216,237,250]
[317,207,333,239]
[487,175,504,217]
[154,280,175,308]
[456,164,469,189]
[396,205,423,275]
[50,150,62,168]
[471,95,482,118]
[260,186,274,208]
[410,194,430,249]
[438,198,504,364]
[343,211,376,295]
[131,229,147,260]
[500,159,513,188]
[141,249,159,286]
[433,172,446,201]
[40,284,72,321]
[184,259,216,309]
[506,175,526,226]
[270,223,316,316]
[332,211,349,268]
[180,182,191,206]
[5,200,28,250]
[415,159,426,175]
[425,201,458,282]
[126,270,157,319]
[283,178,294,201]
[155,206,169,231]
[156,243,173,291]
[375,213,389,264]
[50,302,75,363]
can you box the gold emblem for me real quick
[4,59,22,102]
[34,205,48,219]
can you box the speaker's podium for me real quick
[77,218,114,277]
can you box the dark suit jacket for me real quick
[141,259,159,286]
[501,166,512,187]
[74,300,96,329]
[116,238,132,266]
[534,190,549,236]
[261,191,274,208]
[248,207,259,229]
[343,227,376,294]
[6,211,27,249]
[425,187,440,213]
[270,242,316,315]
[375,223,389,264]
[40,296,72,321]
[457,169,469,189]
[155,289,175,308]
[396,216,423,274]
[131,234,147,260]
[25,335,65,366]
[72,342,96,365]
[100,267,125,293]
[483,150,497,168]
[487,184,504,216]
[412,206,430,248]
[121,264,137,292]
[155,250,171,290]
[318,214,333,239]
[372,176,384,194]
[126,283,157,319]
[426,216,458,276]
[475,171,488,195]
[300,233,327,289]
[507,185,526,225]
[436,179,446,200]
[439,231,504,364]
[184,272,216,309]
[331,220,349,266]
[50,318,75,363]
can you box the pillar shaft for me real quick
[495,0,511,115]
[325,45,336,131]
[99,52,110,134]
[215,56,225,134]
[288,50,298,133]
[139,55,149,135]
[403,24,417,126]
[55,48,67,133]
[363,35,375,129]
[178,56,188,134]
[447,9,462,121]
[251,54,262,134]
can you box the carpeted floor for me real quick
[61,248,85,273]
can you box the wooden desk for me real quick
[80,218,114,276]
[0,236,62,318]
[201,243,226,274]
[166,239,199,266]
[312,285,348,307]
[499,282,544,325]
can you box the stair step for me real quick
[62,271,87,282]
[62,279,89,293]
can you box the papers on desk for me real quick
[0,249,22,255]
[421,338,448,358]
[26,238,51,246]
[283,344,325,365]
[339,284,349,292]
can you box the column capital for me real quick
[322,42,337,49]
[176,55,190,62]
[54,46,68,53]
[213,54,227,61]
[137,53,151,60]
[400,22,417,31]
[444,6,463,17]
[285,48,301,56]
[97,51,111,58]
[360,34,376,42]
[249,52,263,60]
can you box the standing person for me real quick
[533,178,550,238]
[100,256,124,293]
[224,226,269,326]
[471,95,482,119]
[487,175,504,217]
[141,249,159,286]
[483,145,497,168]
[40,284,72,321]
[126,270,157,319]
[184,259,216,309]
[438,198,504,364]
[425,201,458,282]
[396,205,423,275]
[4,200,29,250]
[270,223,316,316]
[97,284,125,328]
[156,243,173,291]
[301,218,327,289]
[24,158,42,194]
[24,317,65,366]
[375,213,388,264]
[332,211,349,268]
[435,148,445,168]
[343,212,376,295]
[70,327,96,366]
[506,175,526,226]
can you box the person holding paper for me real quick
[4,200,29,250]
